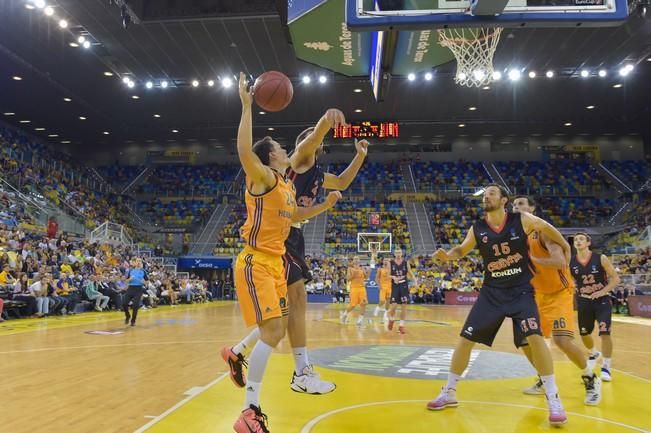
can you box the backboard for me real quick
[346,0,630,30]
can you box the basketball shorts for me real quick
[284,227,312,286]
[391,282,410,305]
[461,284,542,347]
[379,284,391,303]
[577,295,612,336]
[234,247,289,327]
[514,286,575,348]
[349,288,368,307]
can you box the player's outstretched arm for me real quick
[591,255,621,299]
[432,227,476,263]
[520,212,571,264]
[291,191,342,223]
[323,139,368,191]
[291,108,346,168]
[236,72,275,189]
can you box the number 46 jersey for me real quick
[472,212,533,290]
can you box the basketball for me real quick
[253,71,293,112]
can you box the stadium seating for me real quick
[326,162,405,194]
[602,160,651,190]
[411,161,491,190]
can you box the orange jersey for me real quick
[349,268,366,290]
[529,231,574,294]
[377,267,392,289]
[241,171,296,256]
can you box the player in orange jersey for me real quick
[341,256,370,326]
[511,196,601,406]
[374,258,392,322]
[230,73,341,433]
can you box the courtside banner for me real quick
[628,295,651,318]
[445,291,479,305]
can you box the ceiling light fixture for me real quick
[63,97,72,102]
[546,70,554,78]
[221,77,233,88]
[353,88,362,93]
[82,40,91,49]
[207,80,215,87]
[44,6,54,16]
[153,114,161,118]
[172,129,179,133]
[528,71,536,78]
[127,81,135,88]
[580,69,590,78]
[34,127,46,131]
[424,72,433,81]
[458,123,465,128]
[564,122,572,126]
[78,36,86,44]
[318,75,327,84]
[492,71,502,80]
[268,127,275,131]
[103,131,110,135]
[48,134,58,137]
[586,105,595,110]
[12,76,22,81]
[354,109,362,113]
[145,81,153,89]
[19,120,31,124]
[469,106,477,111]
[302,75,311,84]
[598,69,607,77]
[612,83,622,88]
[58,19,68,29]
[25,4,35,9]
[131,95,140,100]
[3,112,15,116]
[69,42,79,47]
[104,71,114,77]
[191,80,199,87]
[508,69,521,81]
[79,116,86,120]
[161,80,168,89]
[34,0,46,9]
[407,73,416,81]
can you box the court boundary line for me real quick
[132,372,229,433]
[299,399,651,433]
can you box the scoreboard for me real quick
[333,121,399,139]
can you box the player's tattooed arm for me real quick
[520,212,571,264]
[292,108,346,168]
[530,233,566,269]
[323,139,368,191]
[432,227,476,262]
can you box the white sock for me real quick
[245,381,262,409]
[603,358,611,369]
[245,341,273,408]
[582,365,593,376]
[540,374,559,396]
[590,348,599,357]
[293,347,309,375]
[445,373,461,391]
[233,328,261,355]
[399,320,405,327]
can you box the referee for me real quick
[124,258,147,326]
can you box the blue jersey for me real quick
[128,268,146,287]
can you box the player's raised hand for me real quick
[355,138,369,157]
[238,72,252,107]
[432,249,449,263]
[325,108,346,128]
[325,191,342,207]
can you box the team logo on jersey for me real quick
[482,236,488,244]
[592,265,598,273]
[463,326,474,336]
[531,232,539,240]
[510,229,520,240]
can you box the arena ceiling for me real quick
[0,0,650,155]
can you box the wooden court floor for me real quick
[1,302,650,433]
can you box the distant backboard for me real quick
[346,0,630,30]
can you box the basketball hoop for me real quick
[438,27,503,88]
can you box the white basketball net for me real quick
[438,27,503,88]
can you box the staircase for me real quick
[303,211,328,256]
[121,166,154,195]
[190,204,233,255]
[596,162,633,193]
[399,163,437,254]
